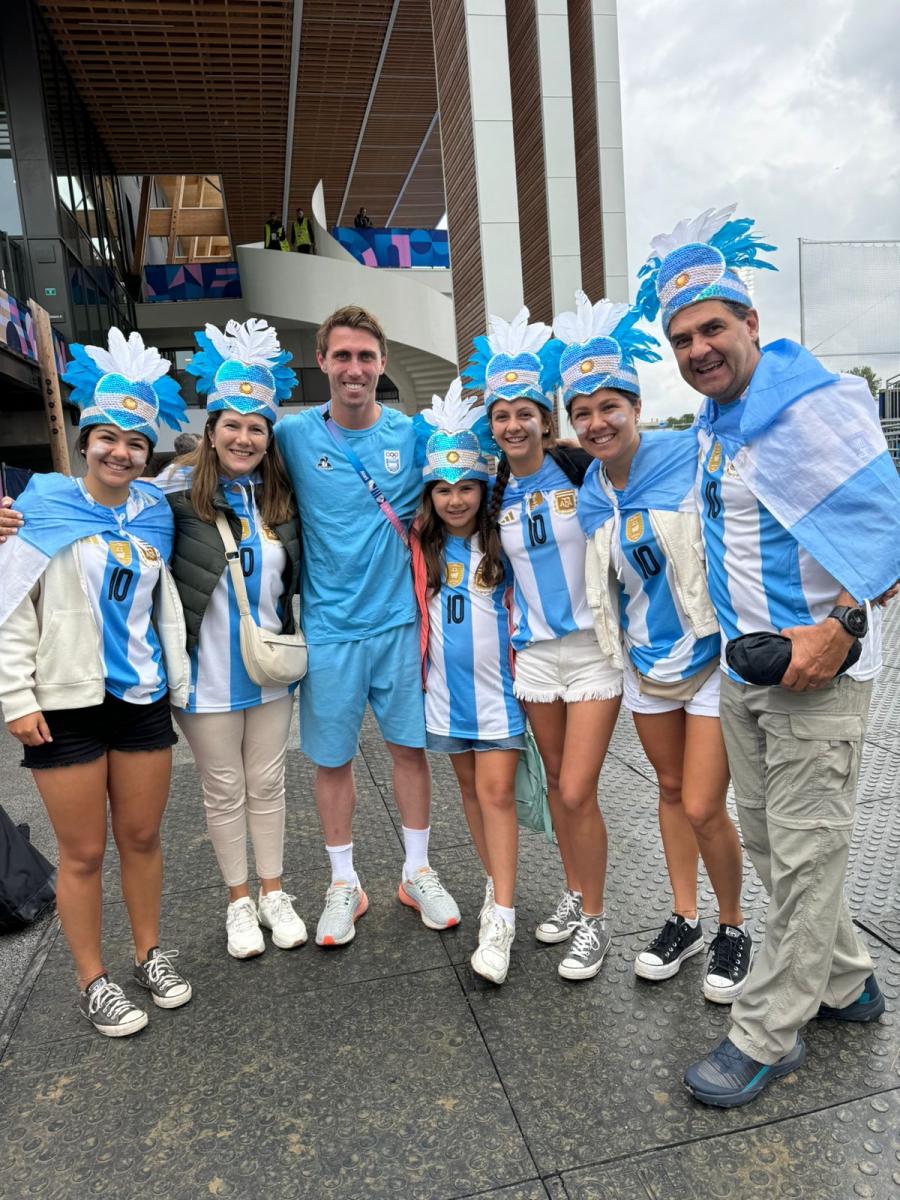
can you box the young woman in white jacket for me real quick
[554,293,751,1004]
[0,331,193,1038]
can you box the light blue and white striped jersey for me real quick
[425,535,524,739]
[608,497,720,683]
[184,477,292,713]
[79,522,167,705]
[498,457,592,650]
[697,417,881,683]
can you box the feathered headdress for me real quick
[186,317,297,420]
[462,307,563,411]
[62,328,187,446]
[551,292,661,406]
[636,204,777,332]
[412,378,496,484]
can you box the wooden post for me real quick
[131,175,152,277]
[28,299,71,475]
[167,175,185,264]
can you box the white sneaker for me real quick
[258,889,308,950]
[478,878,495,938]
[226,896,265,959]
[471,916,514,985]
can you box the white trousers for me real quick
[174,695,294,888]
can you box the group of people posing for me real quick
[0,202,897,1111]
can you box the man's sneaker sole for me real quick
[817,987,885,1022]
[316,890,369,947]
[80,1007,148,1038]
[397,883,460,930]
[703,948,753,1005]
[684,1038,805,1108]
[635,933,704,981]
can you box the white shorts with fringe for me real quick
[514,628,622,705]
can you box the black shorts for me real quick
[21,692,177,771]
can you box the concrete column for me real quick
[591,0,628,301]
[464,0,524,320]
[535,1,581,312]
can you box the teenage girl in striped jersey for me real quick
[463,311,622,982]
[156,319,307,961]
[557,293,751,1003]
[412,382,524,985]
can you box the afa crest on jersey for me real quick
[553,489,577,517]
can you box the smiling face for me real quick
[82,425,151,496]
[317,325,386,424]
[667,300,761,404]
[209,410,271,478]
[489,398,548,475]
[429,479,483,538]
[569,389,640,475]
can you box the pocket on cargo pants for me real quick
[760,711,863,830]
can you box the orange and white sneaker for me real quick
[398,867,461,930]
[315,880,368,947]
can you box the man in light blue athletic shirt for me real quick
[274,306,460,946]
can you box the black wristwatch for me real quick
[828,605,868,639]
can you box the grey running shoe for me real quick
[398,866,461,930]
[133,947,192,1009]
[478,878,495,938]
[535,889,582,944]
[558,914,611,980]
[79,975,148,1037]
[316,880,369,947]
[471,916,514,985]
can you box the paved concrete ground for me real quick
[1,604,898,1199]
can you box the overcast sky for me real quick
[617,0,900,417]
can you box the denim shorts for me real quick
[21,692,177,770]
[426,732,526,755]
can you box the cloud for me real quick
[618,0,900,414]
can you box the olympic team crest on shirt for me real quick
[109,540,133,567]
[625,513,645,543]
[445,562,465,588]
[384,448,401,474]
[553,489,577,517]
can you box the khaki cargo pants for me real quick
[719,673,874,1063]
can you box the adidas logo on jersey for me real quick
[316,456,334,471]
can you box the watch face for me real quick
[847,608,867,637]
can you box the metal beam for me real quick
[386,110,439,227]
[336,0,401,226]
[281,0,304,224]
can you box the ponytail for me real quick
[487,456,511,527]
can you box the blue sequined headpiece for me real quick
[186,318,297,420]
[551,293,661,407]
[62,328,187,447]
[462,307,563,411]
[636,204,777,333]
[412,379,496,484]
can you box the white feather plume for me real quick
[487,307,551,356]
[420,377,483,431]
[649,204,736,260]
[553,292,630,346]
[84,328,171,384]
[205,317,282,367]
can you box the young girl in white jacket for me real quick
[0,331,193,1037]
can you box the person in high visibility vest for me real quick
[264,211,289,252]
[290,208,314,254]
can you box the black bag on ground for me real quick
[0,805,56,933]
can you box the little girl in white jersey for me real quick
[412,382,525,985]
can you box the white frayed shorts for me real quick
[514,628,622,705]
[622,657,721,718]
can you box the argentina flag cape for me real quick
[577,428,700,538]
[0,473,174,626]
[698,340,900,603]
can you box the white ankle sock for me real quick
[493,904,515,929]
[326,842,357,886]
[401,825,430,879]
[684,915,700,929]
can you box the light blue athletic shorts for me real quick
[299,621,426,767]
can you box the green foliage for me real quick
[666,412,696,430]
[847,366,882,398]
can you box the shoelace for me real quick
[410,869,447,901]
[324,884,357,916]
[144,949,183,991]
[484,918,514,950]
[647,918,687,957]
[708,931,746,978]
[229,901,259,932]
[569,919,603,961]
[263,892,299,922]
[552,891,580,925]
[88,980,135,1020]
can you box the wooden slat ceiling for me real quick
[37,0,447,248]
